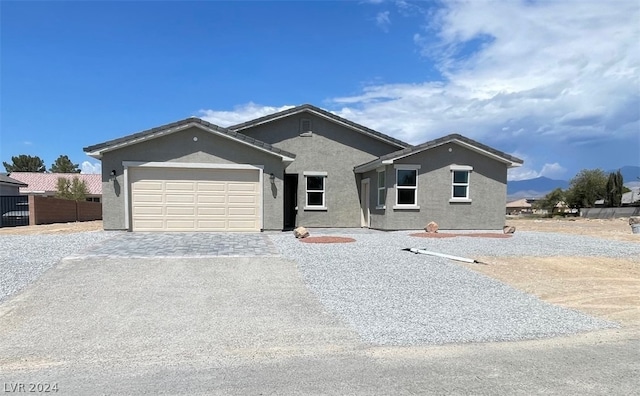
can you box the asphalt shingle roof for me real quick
[0,173,28,187]
[228,104,411,149]
[355,133,524,171]
[83,117,296,160]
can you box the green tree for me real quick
[605,170,624,207]
[56,176,88,201]
[3,155,46,172]
[566,169,607,208]
[536,188,566,213]
[50,155,81,173]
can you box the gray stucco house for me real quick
[84,104,523,232]
[0,173,27,196]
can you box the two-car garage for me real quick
[128,165,262,232]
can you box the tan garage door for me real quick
[130,167,261,232]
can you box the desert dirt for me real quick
[1,218,638,331]
[465,217,640,331]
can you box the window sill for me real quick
[449,198,472,203]
[304,206,327,211]
[376,205,386,210]
[393,205,420,210]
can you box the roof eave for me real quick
[231,106,409,150]
[85,121,295,162]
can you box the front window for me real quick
[306,175,325,208]
[396,168,417,206]
[377,170,386,206]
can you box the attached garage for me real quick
[127,165,262,232]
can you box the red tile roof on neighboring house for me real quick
[7,172,102,195]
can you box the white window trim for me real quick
[304,171,327,210]
[393,165,420,210]
[376,168,386,209]
[450,165,472,203]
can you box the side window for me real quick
[450,165,473,201]
[396,168,417,206]
[377,170,386,206]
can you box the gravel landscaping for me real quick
[0,231,115,303]
[2,227,634,346]
[271,230,631,345]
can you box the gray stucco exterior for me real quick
[86,104,522,232]
[361,141,509,230]
[99,126,288,230]
[234,112,404,227]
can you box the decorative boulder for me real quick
[629,217,640,225]
[293,226,310,239]
[503,225,516,234]
[424,221,439,233]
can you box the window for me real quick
[450,165,472,201]
[304,171,327,209]
[394,165,420,208]
[377,169,386,207]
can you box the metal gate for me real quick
[0,196,29,227]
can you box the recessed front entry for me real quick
[129,167,261,232]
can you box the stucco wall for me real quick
[100,126,288,230]
[365,142,508,230]
[238,113,403,227]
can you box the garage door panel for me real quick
[133,219,164,230]
[133,181,163,191]
[133,206,164,216]
[228,182,258,192]
[130,167,261,232]
[166,194,196,203]
[228,207,257,216]
[197,182,226,192]
[197,195,226,204]
[166,181,196,191]
[197,207,227,216]
[166,206,196,216]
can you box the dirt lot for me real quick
[466,217,639,331]
[1,218,638,331]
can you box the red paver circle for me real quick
[299,236,356,243]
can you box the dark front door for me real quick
[283,174,298,230]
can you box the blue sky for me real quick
[1,0,638,181]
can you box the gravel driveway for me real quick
[270,230,634,345]
[2,229,634,345]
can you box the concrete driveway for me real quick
[0,232,638,395]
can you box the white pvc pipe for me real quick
[407,248,479,264]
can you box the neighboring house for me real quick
[0,173,27,196]
[506,198,533,215]
[8,172,102,202]
[622,187,640,206]
[84,104,523,232]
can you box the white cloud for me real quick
[375,11,391,31]
[334,0,639,154]
[81,161,101,174]
[197,102,295,127]
[22,141,32,146]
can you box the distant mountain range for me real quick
[507,165,640,201]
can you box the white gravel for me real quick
[0,231,115,303]
[1,228,633,345]
[270,230,630,345]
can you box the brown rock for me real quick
[293,226,310,239]
[629,217,640,225]
[424,221,439,233]
[503,225,516,234]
